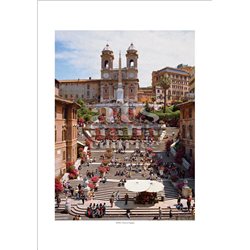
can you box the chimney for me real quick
[89,77,92,80]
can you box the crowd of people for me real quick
[85,202,106,218]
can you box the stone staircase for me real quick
[69,204,194,220]
[68,178,179,202]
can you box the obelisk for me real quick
[116,52,124,103]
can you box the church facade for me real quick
[58,43,139,103]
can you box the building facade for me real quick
[152,66,192,103]
[55,80,80,176]
[177,70,195,165]
[137,87,154,103]
[58,43,139,103]
[178,100,195,163]
[58,79,101,103]
[100,43,139,103]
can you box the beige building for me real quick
[55,80,80,177]
[177,70,195,165]
[178,100,195,163]
[58,43,139,103]
[152,66,193,103]
[58,79,101,102]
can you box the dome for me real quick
[127,43,136,51]
[103,44,112,52]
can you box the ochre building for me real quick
[55,80,80,177]
[152,66,193,103]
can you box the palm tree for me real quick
[157,75,172,113]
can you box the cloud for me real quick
[55,30,194,86]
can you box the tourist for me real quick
[56,195,61,208]
[103,203,106,215]
[158,207,162,220]
[126,209,131,219]
[177,194,181,205]
[110,197,114,208]
[187,196,191,211]
[125,193,129,205]
[70,186,74,197]
[81,193,86,205]
[169,208,173,219]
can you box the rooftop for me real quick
[155,66,190,76]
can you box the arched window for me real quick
[104,60,109,69]
[129,59,134,67]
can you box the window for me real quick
[104,60,109,69]
[62,129,67,141]
[189,108,192,118]
[87,84,90,89]
[82,94,84,98]
[130,88,133,93]
[62,107,67,119]
[129,59,134,67]
[189,125,193,139]
[65,94,68,99]
[182,125,186,138]
[157,89,160,93]
[76,94,78,99]
[55,130,57,142]
[63,151,66,160]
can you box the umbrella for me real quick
[91,176,99,183]
[88,183,96,189]
[125,180,150,193]
[146,181,164,193]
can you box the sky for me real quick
[55,31,194,87]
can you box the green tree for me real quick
[157,75,172,113]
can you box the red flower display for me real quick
[66,162,74,168]
[88,183,96,189]
[91,176,99,183]
[98,166,108,173]
[55,178,63,193]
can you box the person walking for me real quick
[177,194,181,205]
[103,203,106,216]
[169,208,173,219]
[187,196,191,212]
[158,207,162,220]
[109,197,114,208]
[81,193,86,205]
[125,193,129,205]
[56,195,61,208]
